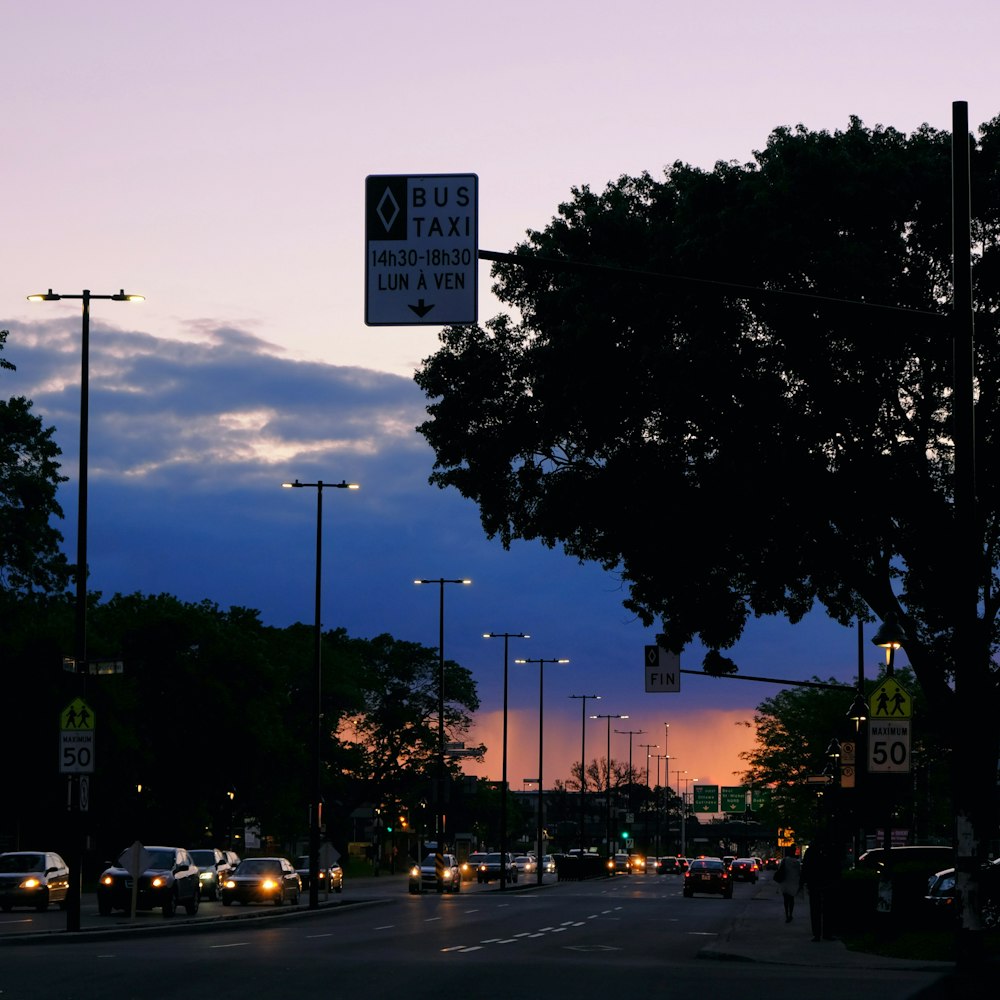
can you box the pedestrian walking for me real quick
[773,849,801,923]
[800,834,839,941]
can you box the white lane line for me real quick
[560,920,574,926]
[441,945,465,952]
[687,931,719,936]
[480,937,502,943]
[552,927,567,933]
[529,933,545,938]
[210,942,249,949]
[514,932,532,937]
[374,925,395,930]
[306,933,334,939]
[460,946,483,952]
[497,938,518,943]
[572,922,585,927]
[424,916,442,922]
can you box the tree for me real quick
[0,330,68,596]
[415,116,1000,875]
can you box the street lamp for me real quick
[28,288,143,932]
[592,713,628,857]
[569,693,600,852]
[515,657,570,884]
[415,577,471,849]
[484,631,530,889]
[682,776,699,857]
[282,478,358,908]
[615,727,647,823]
[638,743,659,860]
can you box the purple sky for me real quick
[6,0,981,793]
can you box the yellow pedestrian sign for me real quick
[60,698,96,731]
[870,678,911,719]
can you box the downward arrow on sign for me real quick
[408,299,435,318]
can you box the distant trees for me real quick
[0,591,481,863]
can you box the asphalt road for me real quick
[0,874,951,1000]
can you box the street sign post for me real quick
[365,173,478,326]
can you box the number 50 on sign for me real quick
[868,721,910,773]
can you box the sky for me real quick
[6,0,984,802]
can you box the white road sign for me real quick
[868,720,911,773]
[644,645,681,692]
[365,173,478,326]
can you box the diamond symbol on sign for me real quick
[376,186,400,232]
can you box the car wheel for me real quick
[336,883,342,894]
[162,893,176,918]
[184,891,199,916]
[292,886,300,905]
[274,888,285,906]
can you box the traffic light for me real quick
[620,829,630,841]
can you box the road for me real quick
[0,873,950,999]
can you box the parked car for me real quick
[730,858,759,883]
[683,857,733,898]
[0,852,70,912]
[923,859,1000,928]
[221,856,301,906]
[409,853,461,893]
[98,846,200,918]
[189,847,232,901]
[476,852,518,884]
[294,855,343,894]
[856,845,955,873]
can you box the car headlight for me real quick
[261,879,278,891]
[21,878,42,889]
[410,866,420,877]
[199,872,213,881]
[442,870,452,880]
[151,876,166,888]
[101,875,114,886]
[224,879,236,889]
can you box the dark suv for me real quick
[98,846,201,917]
[476,852,518,884]
[683,857,733,898]
[189,847,232,901]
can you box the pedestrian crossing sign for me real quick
[869,679,911,719]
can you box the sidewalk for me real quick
[699,880,955,972]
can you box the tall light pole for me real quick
[652,753,668,858]
[638,743,658,861]
[673,769,688,856]
[592,713,627,857]
[569,693,600,852]
[415,578,471,849]
[484,631,530,889]
[28,288,143,933]
[283,478,359,908]
[516,657,570,884]
[615,727,646,826]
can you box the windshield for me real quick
[237,859,280,875]
[189,851,217,865]
[0,854,44,873]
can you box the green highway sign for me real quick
[693,784,719,813]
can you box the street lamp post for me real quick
[672,769,686,855]
[28,288,144,933]
[569,693,600,852]
[484,631,530,889]
[415,578,471,850]
[615,728,646,833]
[283,478,359,908]
[592,713,628,857]
[652,753,668,857]
[638,743,658,860]
[516,657,570,885]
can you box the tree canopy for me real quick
[0,330,68,596]
[415,116,1000,762]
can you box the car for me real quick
[294,855,343,894]
[542,855,557,874]
[730,858,760,883]
[0,851,70,912]
[612,852,631,874]
[221,856,301,906]
[98,845,201,918]
[683,857,733,898]
[763,857,780,870]
[722,855,736,870]
[476,852,518,884]
[856,845,955,874]
[628,854,646,873]
[656,856,681,875]
[409,852,461,893]
[513,855,536,874]
[923,859,1000,928]
[189,847,232,901]
[461,853,487,880]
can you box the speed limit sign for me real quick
[868,721,911,773]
